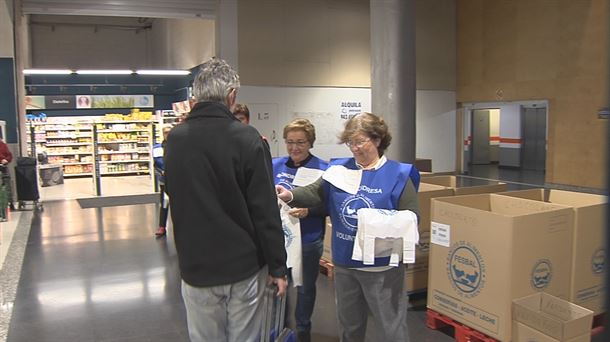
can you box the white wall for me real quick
[498,104,521,141]
[238,86,456,172]
[0,0,14,57]
[415,90,456,172]
[150,18,215,69]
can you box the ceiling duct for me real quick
[21,0,217,19]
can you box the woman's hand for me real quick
[275,185,293,202]
[288,207,308,219]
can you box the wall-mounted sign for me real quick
[24,96,46,110]
[45,95,75,109]
[25,95,154,110]
[340,101,362,120]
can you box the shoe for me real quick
[155,227,166,237]
[297,331,310,342]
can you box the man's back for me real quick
[165,101,286,288]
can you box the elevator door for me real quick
[471,109,490,165]
[521,107,547,171]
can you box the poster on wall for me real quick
[76,95,92,109]
[89,95,154,108]
[24,96,46,110]
[339,101,362,120]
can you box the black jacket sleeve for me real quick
[244,136,288,278]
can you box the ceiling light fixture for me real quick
[23,69,73,75]
[136,70,190,75]
[76,69,134,75]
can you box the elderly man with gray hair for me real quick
[164,58,288,342]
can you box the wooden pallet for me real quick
[426,309,499,342]
[591,312,605,336]
[319,258,334,278]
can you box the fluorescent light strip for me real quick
[136,70,190,75]
[76,69,133,75]
[23,69,73,75]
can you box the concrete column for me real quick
[14,0,28,154]
[215,0,238,70]
[370,0,416,163]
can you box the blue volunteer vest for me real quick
[272,155,329,244]
[327,157,420,268]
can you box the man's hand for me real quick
[268,275,288,297]
[1,159,7,165]
[275,185,293,203]
[288,208,308,219]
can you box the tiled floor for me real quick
[1,165,607,341]
[40,175,154,202]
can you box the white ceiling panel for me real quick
[21,0,218,19]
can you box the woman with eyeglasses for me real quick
[276,112,420,342]
[272,118,328,342]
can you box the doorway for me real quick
[520,106,547,172]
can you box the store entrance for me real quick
[26,110,163,201]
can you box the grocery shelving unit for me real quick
[94,120,153,176]
[27,118,154,178]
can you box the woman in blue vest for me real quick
[272,118,328,342]
[276,113,420,342]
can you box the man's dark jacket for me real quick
[165,101,287,287]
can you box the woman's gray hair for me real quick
[192,58,240,103]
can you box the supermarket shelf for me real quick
[98,140,140,144]
[97,120,153,124]
[101,170,150,175]
[46,135,92,139]
[97,150,149,154]
[99,160,149,164]
[44,127,92,131]
[46,143,92,147]
[47,152,93,156]
[97,129,150,133]
[59,162,93,165]
[64,172,93,177]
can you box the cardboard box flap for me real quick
[432,194,572,217]
[513,293,593,340]
[547,189,607,207]
[499,189,607,208]
[489,194,572,216]
[421,176,507,195]
[419,182,451,192]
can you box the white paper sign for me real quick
[431,221,451,247]
[292,167,324,187]
[322,165,362,194]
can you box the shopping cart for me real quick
[260,285,296,342]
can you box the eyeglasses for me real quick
[285,140,309,147]
[345,138,371,149]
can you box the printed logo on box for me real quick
[531,259,552,290]
[447,241,486,298]
[339,195,373,232]
[592,248,605,274]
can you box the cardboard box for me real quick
[512,292,593,342]
[499,189,607,314]
[39,164,64,187]
[322,218,332,261]
[405,183,454,292]
[421,175,507,195]
[427,194,574,341]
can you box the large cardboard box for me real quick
[406,183,454,292]
[427,194,574,341]
[322,218,332,261]
[421,175,507,195]
[512,292,593,342]
[499,189,607,314]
